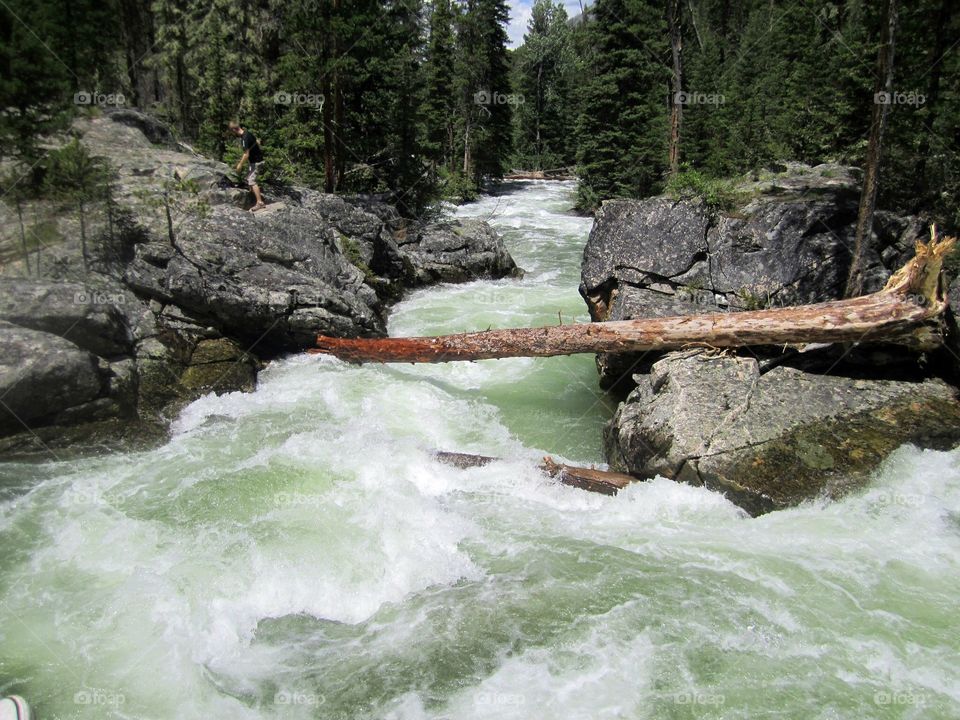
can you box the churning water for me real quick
[1,182,958,719]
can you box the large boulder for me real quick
[605,352,960,515]
[398,219,521,284]
[586,164,960,512]
[124,200,385,353]
[580,166,927,388]
[0,278,134,357]
[0,110,521,455]
[0,322,109,435]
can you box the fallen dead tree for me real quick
[433,450,635,496]
[313,235,956,364]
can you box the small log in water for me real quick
[312,237,955,364]
[433,450,636,496]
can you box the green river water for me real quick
[1,181,958,719]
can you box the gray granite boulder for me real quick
[605,352,960,515]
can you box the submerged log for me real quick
[313,236,955,364]
[433,450,635,496]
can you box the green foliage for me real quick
[665,167,741,214]
[43,140,115,205]
[4,0,956,233]
[575,0,669,210]
[510,0,578,170]
[438,168,480,203]
[43,139,117,271]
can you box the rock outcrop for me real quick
[605,352,960,515]
[585,163,960,513]
[0,109,518,455]
[580,164,924,388]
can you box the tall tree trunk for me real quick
[667,0,683,177]
[332,0,344,190]
[119,0,157,108]
[462,119,472,176]
[78,201,89,272]
[322,2,336,193]
[15,199,30,275]
[845,0,898,298]
[911,0,951,207]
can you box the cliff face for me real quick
[0,110,518,455]
[582,164,960,514]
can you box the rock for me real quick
[605,352,960,515]
[104,107,178,148]
[124,202,385,353]
[580,163,926,388]
[0,278,134,357]
[399,219,521,284]
[0,109,520,454]
[0,322,105,435]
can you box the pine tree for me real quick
[511,0,578,170]
[0,0,73,162]
[575,0,669,209]
[43,140,115,272]
[471,0,513,182]
[424,0,458,173]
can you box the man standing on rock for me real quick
[229,120,266,212]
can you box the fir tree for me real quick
[511,0,578,170]
[575,0,669,209]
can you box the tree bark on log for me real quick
[312,237,955,364]
[433,451,635,496]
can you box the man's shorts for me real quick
[246,162,259,187]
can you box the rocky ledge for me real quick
[0,109,518,456]
[583,163,960,514]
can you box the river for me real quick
[1,181,958,719]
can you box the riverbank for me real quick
[0,110,519,457]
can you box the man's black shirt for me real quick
[241,130,263,163]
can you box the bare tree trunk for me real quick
[462,119,472,176]
[313,236,954,363]
[845,0,898,298]
[911,0,951,205]
[322,2,336,193]
[163,190,174,245]
[15,199,31,275]
[667,0,684,177]
[78,201,89,273]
